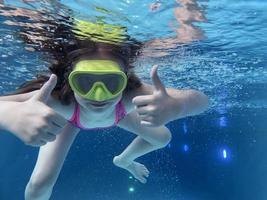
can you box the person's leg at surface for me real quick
[25,123,79,200]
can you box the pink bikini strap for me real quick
[115,100,127,124]
[68,102,79,126]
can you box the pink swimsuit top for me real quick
[67,100,127,130]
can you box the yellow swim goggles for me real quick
[68,60,128,102]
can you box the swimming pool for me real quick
[0,0,266,200]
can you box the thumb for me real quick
[151,65,167,95]
[31,74,57,103]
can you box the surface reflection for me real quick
[143,0,207,57]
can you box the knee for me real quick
[157,129,172,148]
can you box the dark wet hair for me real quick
[6,20,143,105]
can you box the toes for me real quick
[129,162,150,184]
[145,171,150,176]
[134,175,146,184]
[141,165,148,171]
[139,177,147,184]
[134,173,147,184]
[142,167,150,175]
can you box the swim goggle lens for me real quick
[71,73,126,95]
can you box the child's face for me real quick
[70,54,127,112]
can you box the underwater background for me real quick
[0,0,267,199]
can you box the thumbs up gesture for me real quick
[6,74,68,147]
[132,65,178,127]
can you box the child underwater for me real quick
[0,19,209,199]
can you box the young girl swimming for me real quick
[0,19,209,199]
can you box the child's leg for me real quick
[114,136,165,165]
[113,126,172,183]
[115,122,172,163]
[25,123,79,200]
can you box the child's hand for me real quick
[132,65,178,127]
[5,74,68,147]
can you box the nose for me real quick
[93,85,108,101]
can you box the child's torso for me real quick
[68,100,126,129]
[46,94,134,130]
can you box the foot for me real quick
[113,156,150,184]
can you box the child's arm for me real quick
[0,90,39,102]
[0,75,68,147]
[128,65,209,127]
[146,83,209,118]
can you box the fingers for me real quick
[29,132,56,147]
[31,74,57,103]
[140,121,154,127]
[136,113,154,124]
[49,113,68,131]
[139,115,153,123]
[37,120,66,144]
[132,95,154,107]
[39,140,47,146]
[46,122,63,136]
[134,104,156,126]
[42,132,57,142]
[30,140,47,147]
[44,123,64,137]
[135,106,155,115]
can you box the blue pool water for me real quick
[0,0,267,200]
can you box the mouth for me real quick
[87,101,109,107]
